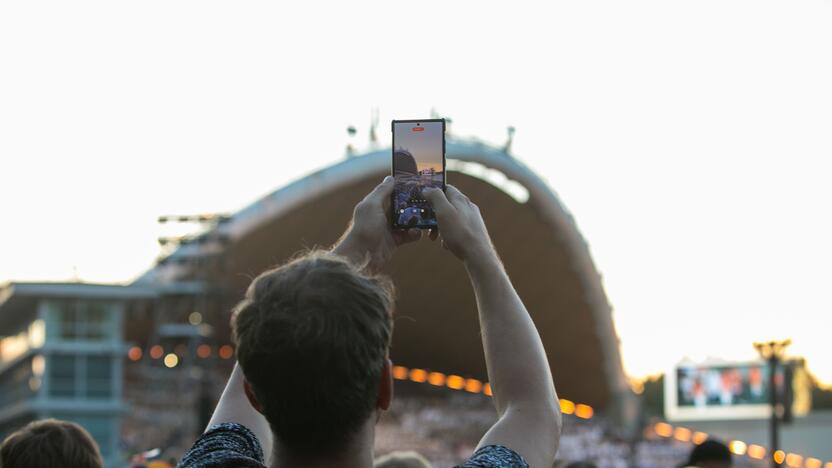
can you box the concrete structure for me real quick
[0,282,144,467]
[139,139,636,423]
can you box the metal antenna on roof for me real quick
[369,108,379,147]
[503,126,516,155]
[346,125,357,158]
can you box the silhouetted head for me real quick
[685,439,732,468]
[0,419,103,468]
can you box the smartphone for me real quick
[391,119,446,229]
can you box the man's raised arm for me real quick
[424,186,562,468]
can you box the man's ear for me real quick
[243,378,265,414]
[377,358,393,411]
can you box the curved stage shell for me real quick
[140,140,634,422]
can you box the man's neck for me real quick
[270,420,375,468]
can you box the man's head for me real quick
[685,439,732,468]
[0,419,103,468]
[232,250,395,457]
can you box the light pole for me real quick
[753,339,791,468]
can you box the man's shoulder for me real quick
[455,445,530,468]
[176,422,266,468]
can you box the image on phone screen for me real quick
[392,119,445,229]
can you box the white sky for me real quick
[1,1,830,384]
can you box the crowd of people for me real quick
[0,179,760,468]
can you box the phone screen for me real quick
[392,119,445,229]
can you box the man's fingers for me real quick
[445,185,471,210]
[423,187,454,216]
[366,176,395,205]
[392,228,422,246]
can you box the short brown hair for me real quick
[232,250,394,456]
[0,419,103,468]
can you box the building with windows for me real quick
[0,282,157,467]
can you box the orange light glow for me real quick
[128,346,142,361]
[729,440,747,455]
[150,345,164,359]
[825,462,832,468]
[747,444,766,460]
[805,458,821,468]
[197,344,211,359]
[692,432,708,445]
[409,368,428,383]
[163,353,179,368]
[483,383,492,396]
[785,453,803,467]
[446,375,464,390]
[575,404,593,419]
[219,345,234,359]
[392,366,409,380]
[428,372,446,386]
[773,450,786,465]
[464,379,482,393]
[654,422,673,438]
[673,427,691,442]
[560,399,575,415]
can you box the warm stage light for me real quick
[428,372,446,386]
[483,383,492,396]
[446,375,464,390]
[728,440,747,455]
[692,432,708,445]
[392,366,408,380]
[560,399,575,415]
[673,427,691,442]
[785,453,803,467]
[409,368,428,383]
[219,345,234,359]
[654,422,673,438]
[128,346,142,361]
[164,353,179,368]
[150,345,164,359]
[197,344,211,359]
[747,444,766,459]
[575,404,593,419]
[464,378,482,393]
[773,451,786,464]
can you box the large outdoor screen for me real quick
[664,360,809,421]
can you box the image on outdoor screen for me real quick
[392,120,444,228]
[676,364,772,408]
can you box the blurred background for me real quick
[1,1,830,467]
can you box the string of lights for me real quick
[650,421,830,468]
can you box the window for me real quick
[47,301,117,342]
[47,355,113,399]
[49,355,76,397]
[86,356,112,398]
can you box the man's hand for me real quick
[332,176,422,271]
[422,185,496,265]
